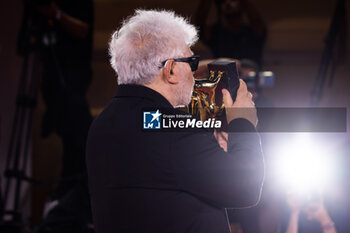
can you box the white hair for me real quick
[109,9,198,85]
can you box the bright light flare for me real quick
[273,134,335,195]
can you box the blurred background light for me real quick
[273,133,336,197]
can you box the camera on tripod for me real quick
[17,0,57,55]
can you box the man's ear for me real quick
[162,59,179,84]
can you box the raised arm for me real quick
[172,80,264,208]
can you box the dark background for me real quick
[0,0,350,231]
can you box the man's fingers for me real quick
[222,89,234,107]
[250,100,255,106]
[214,130,228,152]
[237,79,248,96]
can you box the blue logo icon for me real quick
[143,110,162,129]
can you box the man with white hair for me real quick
[86,9,264,233]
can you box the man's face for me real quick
[173,47,195,106]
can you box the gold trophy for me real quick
[186,61,240,121]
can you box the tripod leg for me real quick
[2,52,30,221]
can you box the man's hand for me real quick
[303,201,337,232]
[304,202,331,224]
[214,130,228,152]
[223,79,258,126]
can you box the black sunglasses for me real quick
[160,55,200,72]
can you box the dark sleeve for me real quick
[171,118,264,208]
